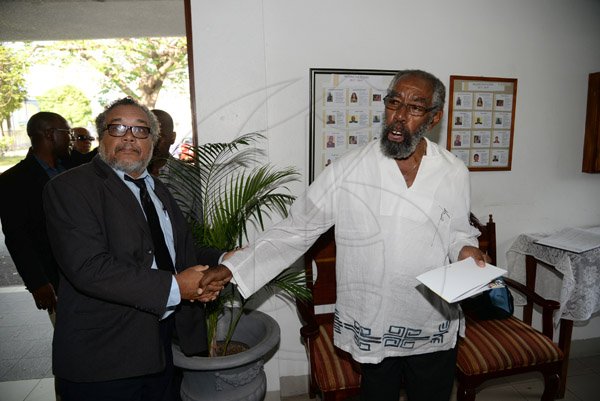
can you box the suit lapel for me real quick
[92,158,151,236]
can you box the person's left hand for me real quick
[458,245,491,267]
[31,283,57,313]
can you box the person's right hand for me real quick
[175,265,209,301]
[31,283,57,313]
[199,265,233,302]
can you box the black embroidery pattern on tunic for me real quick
[334,310,449,351]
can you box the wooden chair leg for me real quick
[541,372,560,401]
[558,319,573,398]
[456,384,476,401]
[308,377,317,399]
[321,391,335,401]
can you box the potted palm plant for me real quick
[164,132,310,401]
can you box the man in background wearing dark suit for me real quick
[0,111,72,401]
[148,109,203,226]
[148,109,177,177]
[69,126,98,166]
[0,111,72,318]
[43,97,225,401]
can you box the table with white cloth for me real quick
[506,229,600,397]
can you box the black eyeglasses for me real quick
[383,95,437,117]
[76,135,95,142]
[104,124,151,139]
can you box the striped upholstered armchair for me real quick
[297,216,566,401]
[296,227,360,401]
[457,215,566,401]
[297,228,360,401]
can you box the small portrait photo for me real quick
[350,92,358,103]
[326,92,333,102]
[372,93,382,102]
[454,134,462,147]
[326,115,336,125]
[326,135,335,148]
[348,135,357,145]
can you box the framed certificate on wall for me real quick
[446,76,517,171]
[309,68,397,182]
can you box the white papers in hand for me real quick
[416,258,507,303]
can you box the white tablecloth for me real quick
[506,231,600,325]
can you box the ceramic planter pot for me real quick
[172,309,280,401]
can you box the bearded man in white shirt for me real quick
[203,69,490,401]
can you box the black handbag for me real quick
[461,278,514,320]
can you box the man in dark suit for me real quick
[148,109,176,177]
[0,111,72,317]
[43,97,225,401]
[148,109,202,226]
[69,126,98,167]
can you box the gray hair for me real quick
[95,97,160,144]
[388,70,446,113]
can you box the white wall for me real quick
[190,0,600,393]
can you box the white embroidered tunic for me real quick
[223,138,479,363]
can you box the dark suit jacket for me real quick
[0,149,61,291]
[69,147,97,168]
[43,156,221,382]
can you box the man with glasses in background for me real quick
[205,70,489,401]
[0,111,72,400]
[71,127,95,154]
[0,111,72,318]
[148,109,176,177]
[69,127,98,166]
[43,97,226,401]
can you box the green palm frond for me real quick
[162,132,310,355]
[266,269,312,302]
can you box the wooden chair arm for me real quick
[503,277,560,311]
[504,277,560,338]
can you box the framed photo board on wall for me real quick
[309,68,397,182]
[447,75,517,171]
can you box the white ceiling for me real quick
[0,0,186,42]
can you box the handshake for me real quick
[175,264,234,303]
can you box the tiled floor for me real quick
[1,286,599,401]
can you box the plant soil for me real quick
[217,340,250,356]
